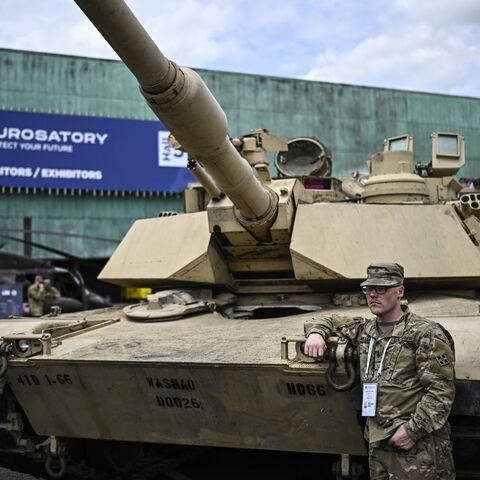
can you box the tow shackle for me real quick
[281,336,358,392]
[323,338,358,392]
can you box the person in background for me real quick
[27,275,45,317]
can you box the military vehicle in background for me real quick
[0,1,478,478]
[0,245,113,315]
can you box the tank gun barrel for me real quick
[74,0,277,234]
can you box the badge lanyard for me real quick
[362,336,393,417]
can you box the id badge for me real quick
[362,383,377,417]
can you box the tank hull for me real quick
[7,361,365,455]
[3,293,480,459]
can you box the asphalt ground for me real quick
[0,468,44,480]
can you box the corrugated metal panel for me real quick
[1,48,479,176]
[1,48,479,258]
[0,192,183,258]
[198,71,480,177]
[0,49,149,119]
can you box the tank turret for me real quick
[75,1,480,295]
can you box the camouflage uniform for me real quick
[369,424,454,479]
[27,282,45,317]
[305,307,455,479]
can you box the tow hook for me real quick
[324,337,357,392]
[44,436,68,479]
[281,336,358,392]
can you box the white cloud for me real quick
[304,2,480,96]
[142,0,238,67]
[393,0,480,27]
[69,19,118,59]
[0,0,479,97]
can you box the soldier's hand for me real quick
[388,424,415,451]
[304,333,327,359]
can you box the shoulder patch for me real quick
[429,338,455,379]
[435,353,450,367]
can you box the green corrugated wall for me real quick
[1,48,479,258]
[0,192,183,258]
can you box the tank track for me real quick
[0,445,197,480]
[47,457,195,480]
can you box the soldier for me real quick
[27,275,45,317]
[304,263,455,479]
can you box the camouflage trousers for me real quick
[368,430,455,479]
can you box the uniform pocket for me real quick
[433,437,455,478]
[384,342,402,381]
[385,341,417,385]
[358,336,371,374]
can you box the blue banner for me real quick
[0,110,192,192]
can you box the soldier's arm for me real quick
[304,315,364,358]
[404,325,455,442]
[305,314,364,344]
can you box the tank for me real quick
[0,1,479,478]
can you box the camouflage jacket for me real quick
[304,307,455,443]
[27,284,44,317]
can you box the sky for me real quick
[1,0,480,98]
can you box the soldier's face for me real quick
[366,285,404,318]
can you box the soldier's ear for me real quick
[397,285,405,298]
